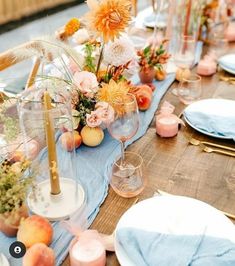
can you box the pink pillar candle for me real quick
[69,237,106,266]
[197,59,217,76]
[156,115,179,137]
[225,23,235,42]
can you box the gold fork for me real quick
[201,144,235,157]
[189,137,235,153]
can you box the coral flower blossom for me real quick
[84,0,132,42]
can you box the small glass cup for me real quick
[177,74,202,105]
[110,152,145,198]
[174,34,196,69]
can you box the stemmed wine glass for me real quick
[107,93,139,166]
[107,93,145,198]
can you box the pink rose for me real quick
[95,102,115,124]
[73,71,98,98]
[86,111,102,128]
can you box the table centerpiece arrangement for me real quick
[0,0,174,264]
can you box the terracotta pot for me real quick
[0,205,28,237]
[139,67,155,84]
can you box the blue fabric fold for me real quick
[116,228,235,266]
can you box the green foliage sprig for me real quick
[137,40,171,72]
[0,160,34,216]
[0,96,19,142]
[83,43,96,73]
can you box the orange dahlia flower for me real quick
[84,0,132,42]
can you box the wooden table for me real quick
[63,46,235,266]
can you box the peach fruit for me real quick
[135,90,152,111]
[60,131,82,151]
[135,84,153,96]
[9,150,24,163]
[23,243,55,266]
[17,215,53,248]
[80,126,104,147]
[145,83,156,92]
[176,68,191,82]
[155,68,167,81]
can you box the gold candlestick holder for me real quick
[18,85,85,221]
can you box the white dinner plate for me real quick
[114,196,235,266]
[183,99,235,140]
[218,54,235,75]
[219,63,235,75]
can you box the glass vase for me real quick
[167,0,203,55]
[18,82,85,221]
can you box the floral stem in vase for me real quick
[96,43,105,76]
[183,0,192,52]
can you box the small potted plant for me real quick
[137,40,170,84]
[0,158,34,237]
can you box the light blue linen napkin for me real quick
[184,99,235,140]
[116,228,235,266]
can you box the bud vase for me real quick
[139,67,155,84]
[0,204,28,237]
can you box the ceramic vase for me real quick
[139,67,155,84]
[0,204,28,237]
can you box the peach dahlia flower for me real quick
[83,0,132,42]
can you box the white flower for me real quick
[104,36,136,67]
[73,29,90,45]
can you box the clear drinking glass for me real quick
[110,152,145,198]
[209,28,229,57]
[172,34,196,96]
[107,93,139,166]
[174,35,196,69]
[177,74,202,105]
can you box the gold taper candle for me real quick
[43,91,61,195]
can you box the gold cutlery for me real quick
[219,75,235,84]
[189,137,235,153]
[156,190,235,220]
[201,144,235,157]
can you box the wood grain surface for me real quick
[62,47,235,266]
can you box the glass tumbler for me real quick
[178,73,202,105]
[110,152,145,198]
